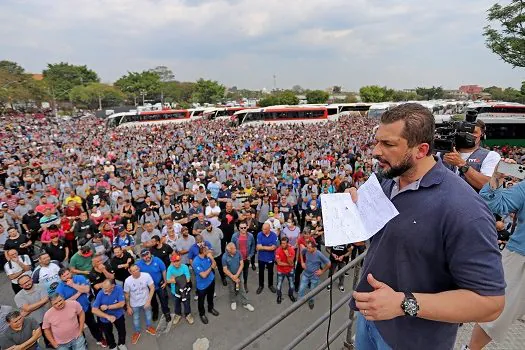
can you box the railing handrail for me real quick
[233,252,367,350]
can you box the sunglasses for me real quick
[239,227,247,229]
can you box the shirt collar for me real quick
[390,156,446,198]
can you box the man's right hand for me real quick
[491,158,516,189]
[126,306,133,316]
[344,187,358,203]
[107,315,116,323]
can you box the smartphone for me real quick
[497,161,525,180]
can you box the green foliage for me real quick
[114,71,161,102]
[483,85,525,102]
[291,85,304,93]
[415,86,444,100]
[344,94,359,103]
[391,90,419,102]
[305,90,330,104]
[192,78,226,104]
[0,61,49,110]
[484,0,525,67]
[69,83,124,109]
[162,81,196,103]
[359,85,394,102]
[258,90,299,107]
[148,66,175,82]
[0,60,25,75]
[43,62,99,100]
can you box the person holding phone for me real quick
[466,159,525,349]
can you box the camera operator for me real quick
[441,119,500,191]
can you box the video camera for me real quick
[434,110,478,153]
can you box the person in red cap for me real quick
[166,254,193,326]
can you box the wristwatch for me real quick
[400,292,419,317]
[459,164,470,174]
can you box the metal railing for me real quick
[233,252,366,350]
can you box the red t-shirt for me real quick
[276,246,295,274]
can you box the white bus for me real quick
[236,106,329,126]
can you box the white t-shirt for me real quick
[438,150,501,177]
[5,255,32,285]
[205,206,221,227]
[460,150,501,177]
[34,263,61,294]
[124,272,154,307]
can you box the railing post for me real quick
[343,262,362,349]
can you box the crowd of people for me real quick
[0,111,376,349]
[0,107,524,350]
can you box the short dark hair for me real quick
[6,310,21,323]
[58,267,70,277]
[380,103,435,155]
[476,119,486,134]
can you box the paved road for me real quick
[0,266,523,350]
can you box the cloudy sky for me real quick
[0,0,522,91]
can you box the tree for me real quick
[415,86,444,100]
[192,79,226,104]
[43,62,99,101]
[162,81,196,103]
[258,95,280,107]
[148,66,175,82]
[306,90,330,104]
[332,86,342,94]
[276,90,300,105]
[0,60,25,75]
[0,61,49,110]
[344,94,359,103]
[114,71,161,105]
[484,0,525,67]
[291,85,304,93]
[359,85,392,102]
[69,83,124,109]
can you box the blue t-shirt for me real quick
[56,275,91,312]
[257,231,278,263]
[112,234,135,248]
[222,251,241,275]
[192,255,214,290]
[166,264,191,295]
[207,182,220,199]
[136,257,166,289]
[301,248,330,278]
[92,284,125,323]
[187,241,212,261]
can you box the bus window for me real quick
[327,108,338,116]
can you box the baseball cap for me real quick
[170,254,181,262]
[1,202,7,208]
[268,211,274,217]
[140,248,150,256]
[205,220,212,227]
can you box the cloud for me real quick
[0,0,520,90]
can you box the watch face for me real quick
[403,299,419,317]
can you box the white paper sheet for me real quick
[356,173,400,237]
[321,174,399,246]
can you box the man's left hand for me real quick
[442,148,466,167]
[353,273,405,321]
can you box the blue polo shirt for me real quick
[350,158,505,350]
[56,275,91,312]
[92,284,125,322]
[187,241,212,261]
[256,231,278,263]
[136,257,166,289]
[192,255,215,290]
[222,251,242,275]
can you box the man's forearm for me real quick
[464,168,491,191]
[413,289,504,323]
[43,328,58,348]
[20,327,41,349]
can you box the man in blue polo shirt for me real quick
[192,244,220,324]
[349,103,505,350]
[136,249,171,323]
[256,223,278,295]
[187,234,213,264]
[56,267,106,347]
[92,279,127,350]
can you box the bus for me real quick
[467,102,525,119]
[236,106,329,126]
[367,103,398,119]
[106,109,191,128]
[203,107,246,120]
